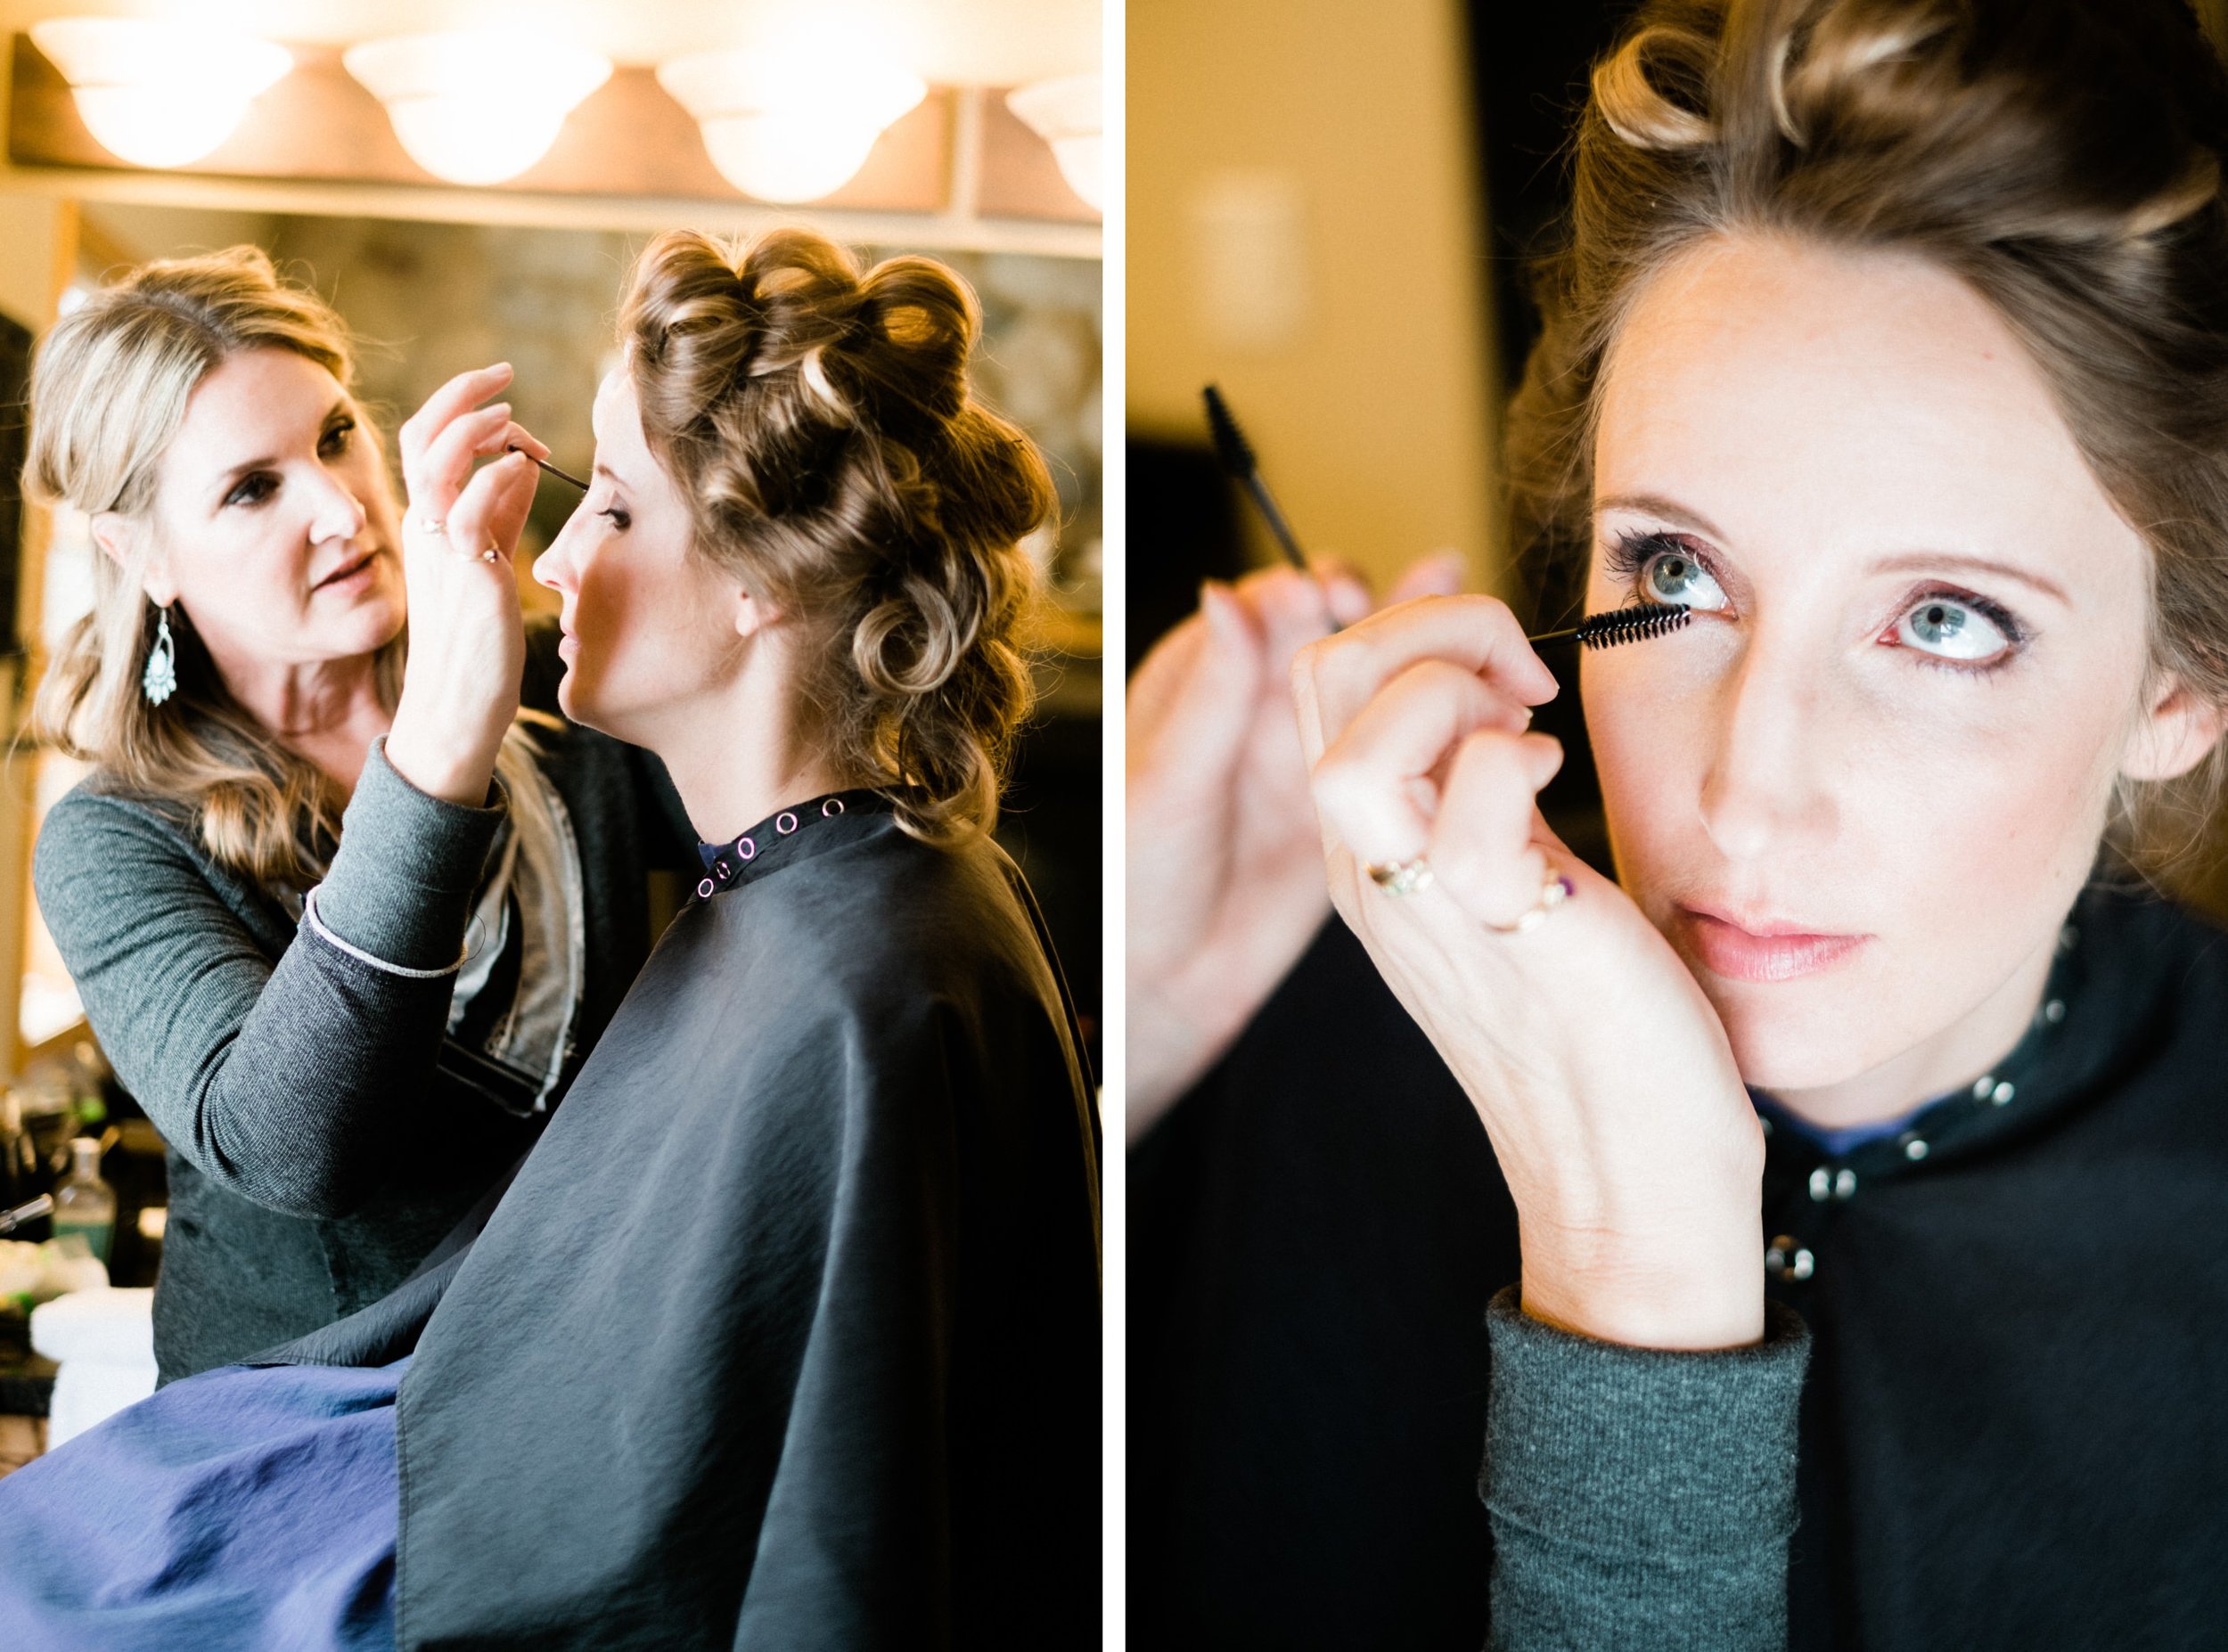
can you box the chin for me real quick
[1700,977,1889,1093]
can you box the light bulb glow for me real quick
[658,51,925,203]
[344,32,610,186]
[31,18,291,169]
[1006,73,1102,213]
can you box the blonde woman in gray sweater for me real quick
[28,249,692,1381]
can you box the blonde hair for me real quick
[29,245,542,886]
[618,227,1054,843]
[1510,0,2228,872]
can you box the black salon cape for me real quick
[265,801,1102,1649]
[1131,880,2228,1651]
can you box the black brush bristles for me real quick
[1200,382,1314,579]
[1202,384,1255,477]
[1527,603,1694,650]
[1575,604,1692,649]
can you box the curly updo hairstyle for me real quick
[618,227,1055,844]
[1511,0,2228,872]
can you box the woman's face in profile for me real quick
[534,368,747,746]
[1580,233,2208,1104]
[124,347,403,674]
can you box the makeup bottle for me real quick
[51,1138,114,1267]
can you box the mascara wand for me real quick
[1528,603,1693,650]
[1203,384,1313,578]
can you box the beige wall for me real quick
[1127,0,1501,591]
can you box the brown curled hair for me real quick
[1510,0,2228,874]
[618,227,1055,843]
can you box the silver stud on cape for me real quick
[142,607,177,706]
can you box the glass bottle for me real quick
[52,1137,115,1266]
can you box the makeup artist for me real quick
[1131,0,2228,1648]
[26,248,693,1383]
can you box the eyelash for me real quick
[223,419,356,509]
[1601,527,2031,675]
[597,504,631,532]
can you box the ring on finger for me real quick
[1486,871,1577,936]
[478,546,499,564]
[1366,855,1435,898]
[408,514,447,538]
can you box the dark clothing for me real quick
[261,799,1102,1649]
[1131,881,2228,1650]
[33,619,695,1381]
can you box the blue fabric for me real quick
[1751,1089,1936,1157]
[0,1357,403,1651]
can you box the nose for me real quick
[1696,630,1838,864]
[534,502,587,597]
[305,460,368,545]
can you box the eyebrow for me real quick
[1593,490,2073,606]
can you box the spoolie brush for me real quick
[1202,384,1311,577]
[1528,603,1694,650]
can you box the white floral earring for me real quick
[142,605,177,706]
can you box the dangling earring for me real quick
[142,606,177,706]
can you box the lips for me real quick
[312,547,380,591]
[1675,904,1872,984]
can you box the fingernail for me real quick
[1418,552,1465,592]
[1200,580,1241,641]
[1323,576,1371,626]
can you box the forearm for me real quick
[40,746,506,1216]
[1480,1286,1808,1652]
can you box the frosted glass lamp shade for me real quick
[658,52,926,203]
[1007,73,1102,212]
[343,32,611,186]
[30,18,292,169]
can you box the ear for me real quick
[731,580,782,641]
[2121,671,2228,782]
[91,511,176,607]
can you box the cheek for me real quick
[1587,646,2131,1085]
[570,536,733,702]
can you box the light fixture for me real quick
[343,32,611,187]
[1007,73,1101,212]
[30,18,291,169]
[657,51,926,204]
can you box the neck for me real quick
[1757,928,2058,1132]
[645,661,855,845]
[209,645,392,797]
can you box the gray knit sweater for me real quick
[1480,1287,1810,1650]
[31,621,694,1380]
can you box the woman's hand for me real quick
[1126,555,1462,1141]
[384,363,548,806]
[1292,594,1766,1348]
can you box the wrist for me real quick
[1518,1217,1765,1350]
[383,717,501,806]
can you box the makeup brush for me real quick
[507,445,588,491]
[1203,385,1312,577]
[1527,603,1694,650]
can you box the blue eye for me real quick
[1896,596,2011,662]
[1639,548,1729,611]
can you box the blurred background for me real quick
[0,0,1101,1466]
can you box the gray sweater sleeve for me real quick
[32,739,505,1219]
[1481,1286,1809,1652]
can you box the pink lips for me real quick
[313,549,378,592]
[1675,905,1871,984]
